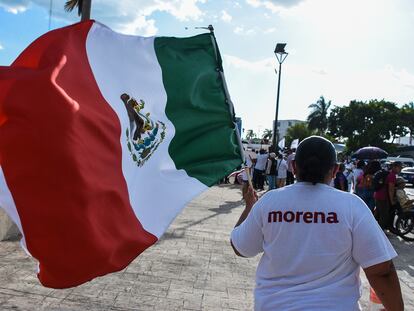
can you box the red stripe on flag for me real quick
[0,21,157,288]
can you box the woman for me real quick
[276,153,288,188]
[353,160,365,195]
[230,136,403,311]
[356,160,381,213]
[334,163,348,191]
[265,153,277,190]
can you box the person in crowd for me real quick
[353,161,365,195]
[395,177,414,210]
[374,161,402,230]
[355,160,381,213]
[276,153,288,188]
[230,136,403,311]
[344,162,354,193]
[241,150,254,196]
[265,153,277,190]
[334,163,348,192]
[253,149,268,191]
[286,148,295,185]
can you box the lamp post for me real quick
[272,43,288,151]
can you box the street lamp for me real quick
[272,43,288,151]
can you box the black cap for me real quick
[295,136,337,167]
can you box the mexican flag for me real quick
[0,20,243,288]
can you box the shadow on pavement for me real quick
[161,197,244,241]
[390,235,414,278]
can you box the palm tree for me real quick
[307,96,331,134]
[64,0,91,21]
[246,129,256,140]
[262,129,273,140]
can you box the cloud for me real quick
[234,25,277,36]
[233,26,257,35]
[0,43,4,50]
[264,27,276,34]
[220,10,232,23]
[0,0,29,14]
[246,0,305,13]
[312,68,328,75]
[386,65,414,90]
[0,0,206,35]
[224,55,276,73]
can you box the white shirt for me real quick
[353,168,364,188]
[255,154,268,171]
[276,159,288,179]
[231,183,397,311]
[286,153,295,172]
[242,156,253,181]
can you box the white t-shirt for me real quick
[276,159,288,179]
[255,154,268,171]
[353,168,364,189]
[242,156,254,181]
[231,182,397,311]
[286,153,295,172]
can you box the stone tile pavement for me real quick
[0,184,413,310]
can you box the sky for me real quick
[1,0,414,138]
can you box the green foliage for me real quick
[327,99,409,153]
[246,129,256,140]
[307,96,331,134]
[285,123,316,147]
[64,0,82,15]
[262,128,273,140]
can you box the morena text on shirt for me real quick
[268,211,339,224]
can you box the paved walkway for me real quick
[0,185,413,310]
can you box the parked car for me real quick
[380,157,414,167]
[400,167,414,186]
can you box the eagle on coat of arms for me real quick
[120,93,166,167]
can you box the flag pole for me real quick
[81,0,92,21]
[207,25,245,166]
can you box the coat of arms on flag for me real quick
[121,93,166,167]
[0,20,243,288]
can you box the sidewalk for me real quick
[0,184,413,310]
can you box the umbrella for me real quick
[351,146,388,160]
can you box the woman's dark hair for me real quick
[295,136,337,185]
[365,160,381,175]
[356,160,365,169]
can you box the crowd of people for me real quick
[237,146,413,232]
[240,147,296,192]
[333,159,413,231]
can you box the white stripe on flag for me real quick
[86,23,207,238]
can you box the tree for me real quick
[401,102,414,145]
[327,99,408,153]
[262,129,273,140]
[64,0,91,21]
[285,123,315,147]
[307,96,331,134]
[246,129,256,140]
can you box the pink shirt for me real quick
[374,171,396,201]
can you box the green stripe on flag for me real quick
[154,34,243,186]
